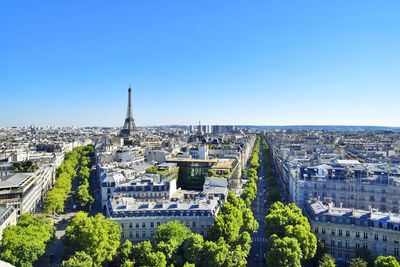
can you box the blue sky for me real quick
[1,1,399,127]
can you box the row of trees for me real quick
[241,136,260,206]
[44,147,81,214]
[74,146,94,207]
[0,214,55,267]
[114,191,258,267]
[43,145,94,214]
[61,211,121,267]
[261,135,280,203]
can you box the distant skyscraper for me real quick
[119,86,136,137]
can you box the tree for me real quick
[115,240,133,267]
[265,202,310,238]
[285,224,317,260]
[247,168,257,179]
[181,234,204,265]
[241,181,257,206]
[235,231,252,254]
[374,256,400,267]
[44,187,67,214]
[355,248,374,267]
[350,257,368,267]
[319,254,335,267]
[209,211,242,244]
[0,214,54,267]
[132,241,166,267]
[208,191,257,266]
[266,235,302,267]
[120,260,134,267]
[65,212,121,266]
[202,238,231,267]
[264,201,317,262]
[309,241,329,266]
[153,221,191,265]
[75,180,94,207]
[226,245,248,267]
[62,251,93,267]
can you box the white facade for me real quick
[107,196,221,242]
[0,206,17,241]
[0,166,56,214]
[307,200,400,262]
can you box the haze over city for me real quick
[1,1,399,127]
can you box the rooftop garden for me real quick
[207,169,231,178]
[12,160,38,173]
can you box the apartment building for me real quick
[0,167,55,214]
[306,199,400,262]
[106,194,222,242]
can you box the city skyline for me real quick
[1,1,400,127]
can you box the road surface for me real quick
[248,140,268,266]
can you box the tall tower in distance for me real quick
[119,85,136,137]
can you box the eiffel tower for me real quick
[119,86,136,137]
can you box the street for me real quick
[247,141,268,267]
[34,164,100,267]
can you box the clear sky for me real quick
[1,1,399,127]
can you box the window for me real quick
[395,248,399,257]
[136,231,139,238]
[383,246,387,254]
[136,223,139,228]
[150,222,154,228]
[129,223,133,229]
[356,243,361,249]
[322,228,326,234]
[364,232,368,239]
[331,240,335,247]
[383,235,387,242]
[338,229,343,236]
[192,221,196,227]
[129,231,133,238]
[363,242,368,249]
[331,229,336,236]
[142,222,146,228]
[374,234,379,240]
[356,232,360,238]
[345,240,349,248]
[157,222,161,227]
[142,231,146,238]
[314,227,319,233]
[121,223,124,229]
[346,230,350,237]
[338,240,342,247]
